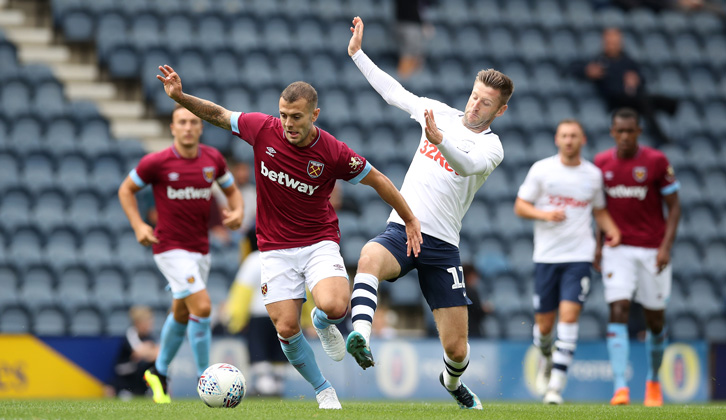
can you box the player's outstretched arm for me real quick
[157,64,233,130]
[513,197,566,222]
[360,167,422,257]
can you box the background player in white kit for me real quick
[345,16,513,410]
[156,64,422,409]
[594,108,681,407]
[118,105,244,403]
[514,119,621,405]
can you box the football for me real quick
[197,363,246,408]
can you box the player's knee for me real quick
[191,301,212,318]
[442,340,468,363]
[317,300,349,320]
[275,322,301,339]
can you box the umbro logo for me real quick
[168,172,179,181]
[266,147,277,157]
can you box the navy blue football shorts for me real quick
[370,222,472,310]
[533,262,592,313]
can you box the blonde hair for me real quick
[129,305,153,324]
[475,69,514,106]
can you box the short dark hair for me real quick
[611,107,640,125]
[557,118,585,134]
[475,69,515,106]
[280,81,318,110]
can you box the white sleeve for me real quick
[436,135,504,177]
[351,50,422,117]
[517,163,542,203]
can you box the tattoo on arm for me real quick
[178,93,232,130]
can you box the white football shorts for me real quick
[259,240,349,306]
[153,249,211,300]
[601,244,671,310]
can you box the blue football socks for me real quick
[646,327,667,382]
[187,314,211,377]
[279,330,331,394]
[607,323,629,391]
[155,313,187,376]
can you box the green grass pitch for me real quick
[0,398,724,420]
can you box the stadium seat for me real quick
[68,305,105,336]
[19,264,56,309]
[668,312,702,341]
[105,306,132,336]
[0,263,20,308]
[59,8,94,42]
[129,13,162,52]
[106,45,140,79]
[626,8,658,37]
[33,80,67,119]
[685,277,723,322]
[704,315,726,342]
[44,226,79,270]
[207,267,231,305]
[33,187,69,235]
[489,276,523,317]
[128,268,165,307]
[703,35,726,70]
[56,265,93,311]
[274,53,308,88]
[340,234,368,268]
[33,304,69,336]
[95,13,128,63]
[65,189,102,230]
[549,29,580,66]
[658,10,689,37]
[508,237,535,278]
[10,116,45,156]
[640,32,674,67]
[0,304,32,333]
[674,34,705,68]
[78,227,116,270]
[0,187,31,228]
[55,153,90,192]
[91,265,128,308]
[9,226,45,267]
[671,240,703,278]
[164,13,195,52]
[702,242,726,280]
[196,13,227,51]
[337,210,361,238]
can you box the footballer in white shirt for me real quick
[345,16,514,410]
[514,119,621,405]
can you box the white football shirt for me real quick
[352,50,504,246]
[517,155,606,263]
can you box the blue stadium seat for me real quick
[508,236,535,278]
[703,35,726,70]
[10,116,44,156]
[274,53,307,87]
[129,13,161,51]
[668,312,701,341]
[626,8,658,37]
[641,32,675,67]
[92,265,128,308]
[78,227,115,271]
[33,80,67,119]
[387,272,422,308]
[65,189,102,230]
[207,267,231,305]
[704,315,726,342]
[549,28,580,65]
[241,53,276,91]
[19,263,56,309]
[317,88,351,126]
[196,13,227,51]
[33,187,69,233]
[44,226,79,270]
[95,13,128,63]
[685,277,723,322]
[176,47,209,87]
[704,101,726,138]
[674,33,705,68]
[1,80,32,119]
[564,1,596,32]
[55,153,89,192]
[128,268,165,307]
[164,13,195,52]
[33,304,69,336]
[0,304,32,333]
[106,44,140,79]
[56,265,93,311]
[658,10,689,37]
[671,240,703,278]
[68,305,105,336]
[340,234,368,267]
[0,263,20,308]
[0,42,19,79]
[0,152,22,191]
[59,8,94,42]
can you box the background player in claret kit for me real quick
[345,16,513,410]
[514,119,621,405]
[118,105,244,404]
[594,108,681,407]
[156,64,422,410]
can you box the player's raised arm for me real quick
[348,17,419,115]
[359,167,422,257]
[157,64,233,130]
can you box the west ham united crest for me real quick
[307,160,324,178]
[203,166,216,183]
[633,166,647,183]
[261,282,268,296]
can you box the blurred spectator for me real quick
[610,0,725,16]
[394,0,431,78]
[573,27,678,145]
[107,306,159,399]
[463,264,492,338]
